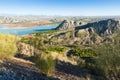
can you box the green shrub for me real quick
[47,46,67,53]
[77,58,86,68]
[95,55,120,79]
[35,54,55,76]
[76,44,120,80]
[0,43,17,59]
[93,44,120,79]
[77,57,96,73]
[71,48,97,57]
[0,34,19,60]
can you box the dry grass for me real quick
[0,34,20,60]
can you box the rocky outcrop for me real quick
[55,20,82,31]
[17,42,39,57]
[56,19,120,36]
[52,19,120,45]
[75,19,120,44]
[76,19,120,37]
[75,29,103,44]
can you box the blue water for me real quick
[0,25,57,36]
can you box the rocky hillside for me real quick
[52,19,120,45]
[56,19,120,36]
[55,20,82,31]
[76,19,120,37]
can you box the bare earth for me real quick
[0,20,53,27]
[0,57,106,80]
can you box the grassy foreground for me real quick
[0,34,20,60]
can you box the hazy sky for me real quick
[0,0,120,16]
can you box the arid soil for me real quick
[0,57,106,80]
[0,20,53,27]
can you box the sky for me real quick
[0,0,120,16]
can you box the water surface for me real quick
[0,25,57,36]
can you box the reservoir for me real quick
[0,25,57,36]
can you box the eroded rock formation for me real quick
[17,42,39,57]
[55,20,82,31]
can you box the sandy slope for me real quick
[0,20,53,27]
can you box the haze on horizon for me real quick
[0,0,120,16]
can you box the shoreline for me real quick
[0,20,60,28]
[0,23,59,28]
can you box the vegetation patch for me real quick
[93,44,120,79]
[0,34,20,60]
[70,48,97,57]
[35,54,56,76]
[46,46,67,53]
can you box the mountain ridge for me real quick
[54,19,120,45]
